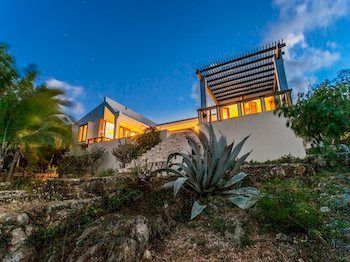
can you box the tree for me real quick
[277,72,350,147]
[0,45,72,179]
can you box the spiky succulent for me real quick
[158,124,259,220]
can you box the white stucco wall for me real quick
[203,111,306,161]
[87,139,125,172]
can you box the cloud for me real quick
[46,78,85,119]
[191,82,200,105]
[263,0,350,93]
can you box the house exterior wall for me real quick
[204,111,306,162]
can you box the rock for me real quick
[270,166,286,177]
[131,216,149,248]
[276,233,288,241]
[343,233,350,243]
[16,213,30,225]
[11,228,27,246]
[143,249,152,261]
[118,238,138,261]
[294,164,306,176]
[320,206,331,213]
[25,225,33,236]
[2,246,35,262]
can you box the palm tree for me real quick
[0,51,72,179]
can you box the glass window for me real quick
[221,108,229,120]
[221,103,239,119]
[264,96,276,111]
[78,124,88,142]
[243,99,262,115]
[118,126,132,138]
[105,122,115,139]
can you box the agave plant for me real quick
[158,124,259,220]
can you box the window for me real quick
[119,126,136,138]
[78,124,88,142]
[98,119,115,139]
[264,96,276,111]
[243,99,262,115]
[221,103,239,119]
[221,108,229,119]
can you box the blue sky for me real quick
[1,0,350,123]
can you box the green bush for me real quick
[99,168,117,177]
[112,128,161,167]
[134,127,161,154]
[277,73,350,147]
[254,178,323,234]
[111,140,138,168]
[57,147,105,177]
[105,187,142,211]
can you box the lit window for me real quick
[78,124,88,142]
[98,119,115,139]
[221,108,229,119]
[243,99,262,115]
[264,96,276,111]
[221,103,239,119]
[118,126,133,138]
[105,122,115,139]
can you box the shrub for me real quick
[57,147,105,177]
[112,140,138,168]
[157,124,259,220]
[105,187,142,211]
[134,127,161,154]
[254,178,323,234]
[112,128,161,167]
[277,73,350,147]
[99,168,117,177]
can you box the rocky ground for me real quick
[0,160,349,261]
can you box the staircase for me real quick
[121,131,195,172]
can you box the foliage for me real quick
[277,73,350,146]
[157,124,259,220]
[57,147,105,177]
[105,187,142,211]
[112,128,161,167]
[112,140,138,168]
[133,127,161,154]
[254,178,323,234]
[0,44,73,179]
[99,168,117,177]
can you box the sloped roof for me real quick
[105,97,156,126]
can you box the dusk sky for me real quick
[1,0,350,123]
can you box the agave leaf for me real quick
[230,151,251,175]
[190,200,207,220]
[223,186,260,196]
[174,177,188,197]
[162,180,175,189]
[210,142,234,187]
[197,128,210,151]
[224,172,248,189]
[229,136,250,169]
[229,195,258,209]
[155,168,183,178]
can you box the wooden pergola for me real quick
[196,41,291,122]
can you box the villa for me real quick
[74,41,306,169]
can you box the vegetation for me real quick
[158,124,259,219]
[277,71,350,147]
[112,128,160,167]
[99,168,117,177]
[57,147,105,177]
[112,140,138,168]
[254,178,323,234]
[0,44,72,180]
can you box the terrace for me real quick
[196,41,292,123]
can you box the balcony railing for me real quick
[198,90,292,124]
[87,137,112,144]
